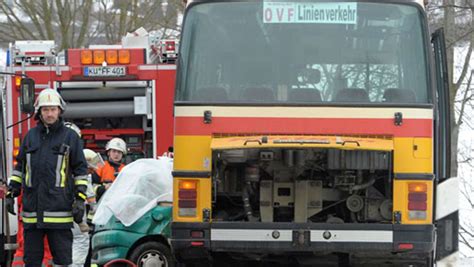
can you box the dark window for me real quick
[177,2,430,104]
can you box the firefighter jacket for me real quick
[91,160,125,201]
[93,160,125,184]
[9,119,88,229]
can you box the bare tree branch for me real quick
[460,181,474,209]
[19,1,46,39]
[1,0,180,49]
[39,0,54,40]
[0,2,35,39]
[456,71,473,125]
[459,223,474,250]
[430,4,474,10]
[76,0,92,48]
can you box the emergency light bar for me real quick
[80,50,131,65]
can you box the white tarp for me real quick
[93,157,173,227]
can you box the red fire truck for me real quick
[2,35,177,258]
[5,35,176,164]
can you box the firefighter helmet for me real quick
[83,149,105,170]
[64,122,81,137]
[105,138,127,155]
[34,88,66,113]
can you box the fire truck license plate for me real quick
[84,66,126,77]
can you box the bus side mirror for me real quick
[20,78,35,114]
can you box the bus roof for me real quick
[184,0,425,8]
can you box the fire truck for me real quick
[158,39,179,63]
[2,33,177,258]
[4,34,176,165]
[171,0,458,266]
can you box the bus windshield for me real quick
[176,1,430,105]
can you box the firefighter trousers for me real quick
[24,228,73,266]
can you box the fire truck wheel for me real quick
[129,241,175,267]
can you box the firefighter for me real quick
[92,137,127,200]
[6,88,88,266]
[64,121,90,231]
[72,149,103,267]
[63,122,94,233]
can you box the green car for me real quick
[92,203,174,267]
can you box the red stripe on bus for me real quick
[175,117,432,137]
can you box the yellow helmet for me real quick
[83,149,104,170]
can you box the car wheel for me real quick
[129,241,175,267]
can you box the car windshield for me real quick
[176,1,430,104]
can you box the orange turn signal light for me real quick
[15,76,22,87]
[408,183,427,193]
[80,50,93,64]
[179,180,197,190]
[118,50,130,64]
[93,50,105,65]
[106,50,118,64]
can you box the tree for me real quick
[0,0,184,50]
[95,0,184,45]
[427,0,474,176]
[427,0,474,260]
[0,0,94,50]
[458,138,474,257]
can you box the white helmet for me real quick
[34,88,66,113]
[105,137,127,155]
[83,149,104,170]
[64,122,81,137]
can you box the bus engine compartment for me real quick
[212,147,393,224]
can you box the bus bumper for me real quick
[171,222,434,260]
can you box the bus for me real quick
[171,0,458,265]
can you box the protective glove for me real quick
[95,184,107,202]
[5,196,16,215]
[72,199,85,224]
